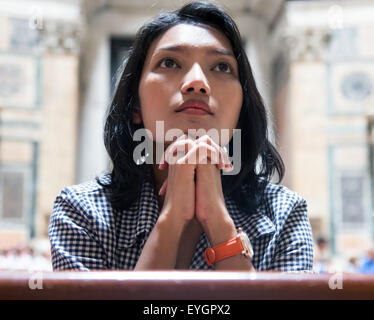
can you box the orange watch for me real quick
[204,228,253,266]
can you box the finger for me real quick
[217,147,232,171]
[179,142,217,167]
[196,136,231,170]
[197,135,231,165]
[201,144,231,171]
[194,139,227,170]
[160,134,187,169]
[195,142,219,165]
[158,178,168,196]
[167,138,195,165]
[171,139,195,157]
[177,143,199,165]
[159,152,166,170]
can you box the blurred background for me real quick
[0,0,374,274]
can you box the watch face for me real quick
[239,231,254,258]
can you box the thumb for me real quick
[158,178,168,196]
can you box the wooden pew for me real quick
[0,271,373,300]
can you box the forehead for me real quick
[148,23,233,55]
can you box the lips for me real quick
[175,99,213,115]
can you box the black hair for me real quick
[98,1,285,214]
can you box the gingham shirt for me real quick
[49,174,314,271]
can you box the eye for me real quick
[213,62,232,73]
[159,58,179,69]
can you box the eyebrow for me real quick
[155,45,236,59]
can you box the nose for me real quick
[181,63,210,95]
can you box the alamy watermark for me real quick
[328,268,343,290]
[328,5,344,30]
[28,6,44,30]
[28,269,43,290]
[132,121,242,175]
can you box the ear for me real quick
[132,108,143,124]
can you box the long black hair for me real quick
[98,1,284,214]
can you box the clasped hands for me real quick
[157,134,234,230]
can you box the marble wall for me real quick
[277,0,374,259]
[0,4,80,247]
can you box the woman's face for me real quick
[137,23,243,147]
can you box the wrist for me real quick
[202,215,237,247]
[157,209,190,236]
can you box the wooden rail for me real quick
[1,271,373,300]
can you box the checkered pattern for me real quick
[49,174,314,271]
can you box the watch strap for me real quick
[213,237,243,262]
[204,235,244,266]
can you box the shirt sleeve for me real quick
[270,198,314,272]
[48,188,108,271]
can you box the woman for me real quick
[49,1,314,271]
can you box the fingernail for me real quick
[224,163,233,172]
